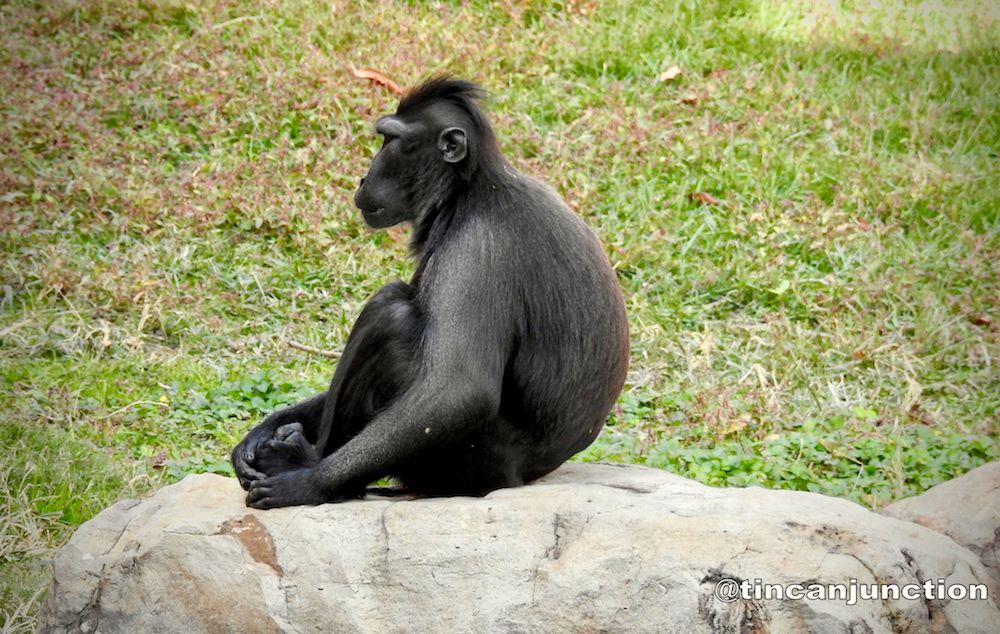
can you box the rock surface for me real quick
[884,461,1000,589]
[42,463,999,634]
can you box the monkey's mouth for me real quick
[361,206,393,229]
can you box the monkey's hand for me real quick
[246,468,327,509]
[232,423,273,490]
[252,422,322,478]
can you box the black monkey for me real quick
[232,78,628,508]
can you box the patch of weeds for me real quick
[580,412,999,507]
[121,369,321,479]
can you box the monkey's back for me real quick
[491,175,629,460]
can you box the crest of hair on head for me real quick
[397,76,504,180]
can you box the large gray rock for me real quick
[42,464,999,633]
[884,461,1000,589]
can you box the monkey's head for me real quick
[354,77,499,229]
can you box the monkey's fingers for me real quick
[264,434,309,458]
[274,422,304,441]
[234,455,267,489]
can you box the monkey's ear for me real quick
[438,127,468,163]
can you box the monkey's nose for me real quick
[359,177,366,187]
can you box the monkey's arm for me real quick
[246,230,510,508]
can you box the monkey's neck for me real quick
[409,204,443,258]
[409,167,509,279]
[408,180,469,257]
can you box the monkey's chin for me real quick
[361,207,401,229]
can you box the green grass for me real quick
[2,0,999,628]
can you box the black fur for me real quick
[232,78,629,508]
